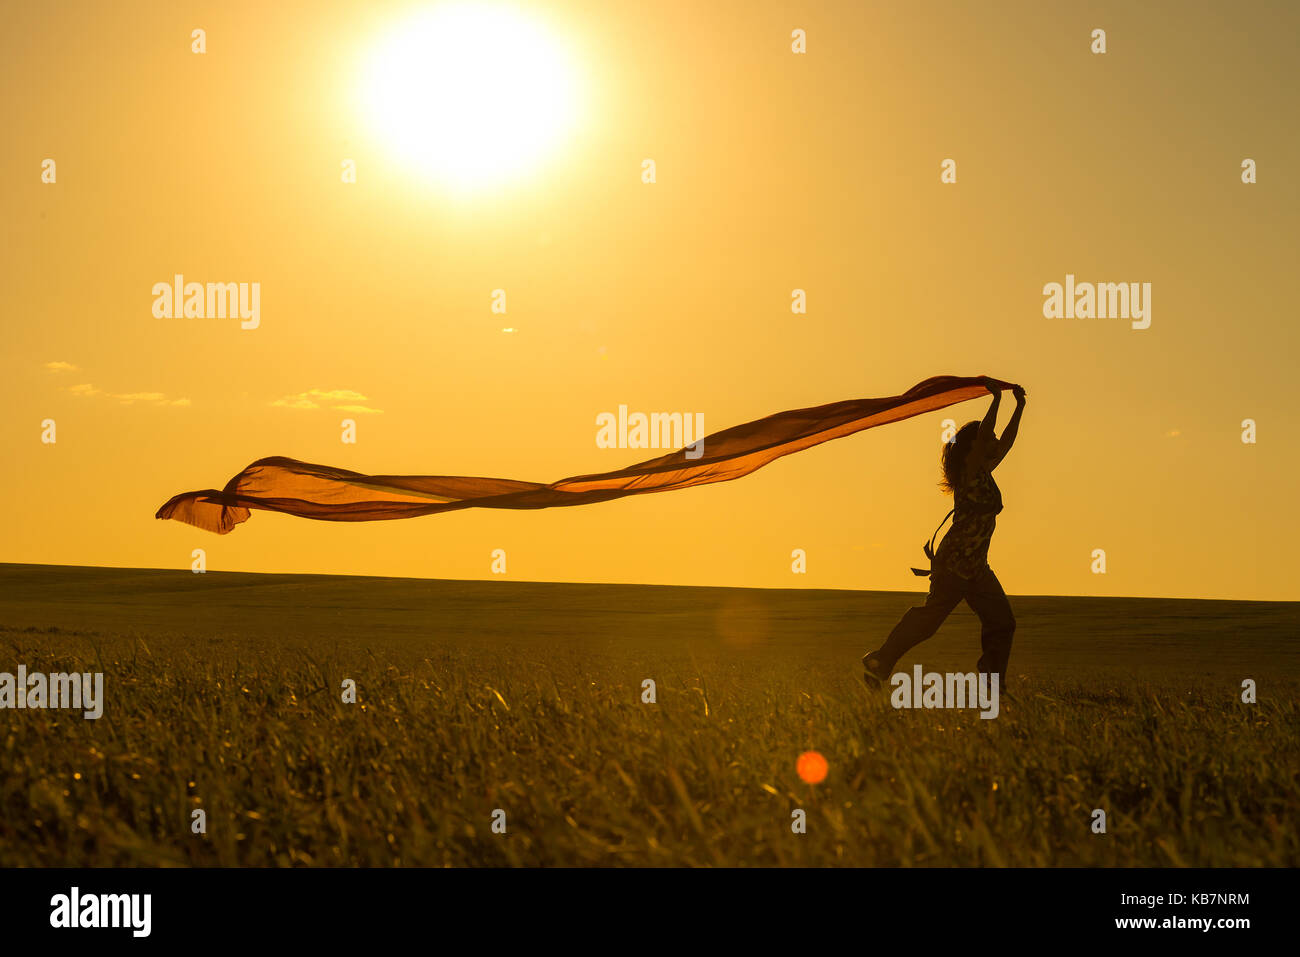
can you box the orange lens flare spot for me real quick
[797,750,828,784]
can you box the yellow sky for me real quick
[2,0,1296,599]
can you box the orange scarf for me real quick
[156,375,1013,534]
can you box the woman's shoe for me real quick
[861,653,889,690]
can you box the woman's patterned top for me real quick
[934,459,1003,580]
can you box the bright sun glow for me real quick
[360,4,581,191]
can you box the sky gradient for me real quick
[3,0,1297,599]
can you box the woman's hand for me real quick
[981,376,1001,394]
[1011,384,1026,404]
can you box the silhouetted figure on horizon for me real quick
[863,378,1026,692]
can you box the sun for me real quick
[359,3,581,191]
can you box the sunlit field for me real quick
[1,564,1296,866]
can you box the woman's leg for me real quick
[964,565,1016,688]
[865,567,966,679]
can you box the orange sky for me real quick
[2,0,1296,599]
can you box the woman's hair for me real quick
[939,421,980,495]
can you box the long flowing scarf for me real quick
[156,374,1013,534]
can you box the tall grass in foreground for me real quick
[1,626,1296,866]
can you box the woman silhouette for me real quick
[863,378,1026,691]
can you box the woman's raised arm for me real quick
[986,385,1026,470]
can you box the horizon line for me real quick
[0,561,1292,606]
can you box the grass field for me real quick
[1,563,1296,866]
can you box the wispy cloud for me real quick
[68,383,190,406]
[272,389,383,414]
[270,394,320,410]
[44,361,79,373]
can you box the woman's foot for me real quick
[861,653,889,690]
